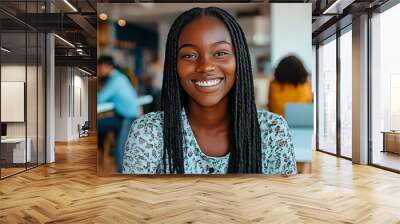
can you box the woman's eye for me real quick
[214,51,229,58]
[181,54,197,60]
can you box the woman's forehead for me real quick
[178,16,232,47]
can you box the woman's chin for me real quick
[191,96,226,108]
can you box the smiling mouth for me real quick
[192,78,223,87]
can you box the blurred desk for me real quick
[97,102,115,113]
[97,95,154,114]
[381,131,400,154]
[1,138,32,164]
[137,95,153,106]
[97,103,115,119]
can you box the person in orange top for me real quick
[267,55,313,116]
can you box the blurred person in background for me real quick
[267,55,312,116]
[97,55,140,173]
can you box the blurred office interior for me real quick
[0,1,400,222]
[96,3,315,173]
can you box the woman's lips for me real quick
[193,78,222,87]
[191,78,224,93]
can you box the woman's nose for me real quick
[195,56,215,73]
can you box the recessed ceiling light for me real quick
[322,0,352,15]
[117,19,126,27]
[78,67,93,76]
[54,34,75,48]
[63,0,78,12]
[1,47,11,53]
[99,13,108,21]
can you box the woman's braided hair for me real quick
[161,7,261,174]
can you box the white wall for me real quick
[1,82,25,122]
[1,65,26,81]
[55,66,69,141]
[270,3,312,73]
[54,67,89,141]
[158,20,171,63]
[72,73,89,138]
[312,45,317,142]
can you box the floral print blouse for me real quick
[122,109,297,175]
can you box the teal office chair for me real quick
[284,103,314,163]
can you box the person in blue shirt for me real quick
[123,7,297,175]
[97,55,139,173]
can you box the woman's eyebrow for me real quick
[178,43,197,50]
[211,40,232,46]
[178,40,232,50]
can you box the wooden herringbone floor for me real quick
[1,136,400,224]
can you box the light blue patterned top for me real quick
[123,109,297,174]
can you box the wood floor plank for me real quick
[1,135,400,223]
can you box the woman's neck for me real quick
[187,97,230,131]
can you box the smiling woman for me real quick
[122,7,297,175]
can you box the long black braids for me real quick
[161,7,262,174]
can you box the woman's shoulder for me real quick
[257,109,297,175]
[123,111,164,174]
[127,111,164,145]
[256,108,292,141]
[257,108,289,130]
[133,111,164,127]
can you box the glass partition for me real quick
[1,30,28,177]
[0,1,46,179]
[339,29,352,158]
[317,37,337,155]
[370,3,400,171]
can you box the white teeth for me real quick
[194,79,221,87]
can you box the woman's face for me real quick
[177,16,236,108]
